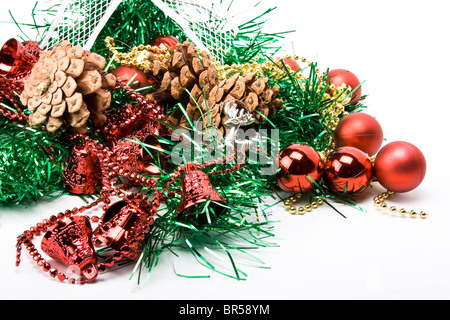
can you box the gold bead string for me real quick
[283,194,325,215]
[217,54,311,81]
[373,190,429,219]
[104,36,171,72]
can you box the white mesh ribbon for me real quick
[40,0,123,51]
[151,0,239,63]
[40,0,239,63]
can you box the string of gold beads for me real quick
[283,194,324,215]
[104,36,171,72]
[373,190,429,219]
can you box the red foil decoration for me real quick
[323,147,373,195]
[374,141,426,193]
[178,164,227,221]
[64,142,102,194]
[276,144,323,194]
[334,112,384,156]
[93,195,154,260]
[41,216,98,281]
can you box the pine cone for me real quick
[20,40,117,133]
[145,41,285,134]
[146,41,219,129]
[211,72,285,126]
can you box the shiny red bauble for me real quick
[334,112,384,155]
[374,141,426,193]
[110,65,149,89]
[328,69,362,104]
[323,147,373,195]
[276,144,323,194]
[151,35,179,50]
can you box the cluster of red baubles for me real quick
[276,70,426,196]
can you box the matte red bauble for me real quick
[151,35,179,50]
[283,58,301,72]
[276,144,323,194]
[328,69,362,104]
[323,147,373,195]
[334,112,383,155]
[374,141,426,193]
[110,65,149,89]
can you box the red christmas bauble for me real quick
[328,69,362,104]
[276,144,323,194]
[323,147,373,195]
[110,65,149,89]
[283,58,301,72]
[334,112,384,155]
[374,141,426,193]
[151,35,179,50]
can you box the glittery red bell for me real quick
[41,216,98,281]
[63,142,102,194]
[0,38,38,80]
[177,164,228,222]
[93,195,155,260]
[0,39,40,110]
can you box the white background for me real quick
[1,0,449,300]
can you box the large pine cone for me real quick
[20,40,117,133]
[145,41,285,134]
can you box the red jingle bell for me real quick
[110,65,149,89]
[334,112,384,155]
[63,141,102,194]
[0,38,38,79]
[323,146,373,195]
[41,216,98,281]
[93,194,156,260]
[374,141,426,193]
[276,144,323,194]
[327,69,362,105]
[177,163,228,223]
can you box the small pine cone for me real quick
[214,72,285,127]
[20,40,117,133]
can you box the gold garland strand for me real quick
[283,194,325,215]
[373,190,429,219]
[104,36,171,72]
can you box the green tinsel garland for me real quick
[0,119,69,204]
